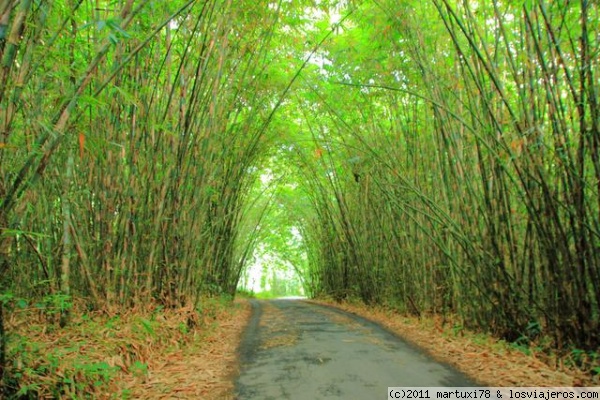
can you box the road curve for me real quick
[235,299,477,399]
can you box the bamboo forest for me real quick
[0,0,599,397]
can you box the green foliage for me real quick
[566,348,600,373]
[36,294,72,316]
[138,318,156,337]
[0,0,598,392]
[282,0,600,358]
[177,321,188,335]
[0,293,28,310]
[130,361,148,378]
[15,382,41,398]
[254,291,279,300]
[235,288,256,299]
[74,361,119,388]
[452,324,464,337]
[510,339,532,356]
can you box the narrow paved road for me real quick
[235,299,477,400]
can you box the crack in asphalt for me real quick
[235,299,477,399]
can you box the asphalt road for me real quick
[235,299,477,400]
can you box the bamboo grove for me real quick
[292,0,599,354]
[0,0,296,382]
[0,0,598,388]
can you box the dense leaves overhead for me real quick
[0,0,599,394]
[264,0,600,355]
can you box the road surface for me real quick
[235,299,478,399]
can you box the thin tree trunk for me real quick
[59,153,74,327]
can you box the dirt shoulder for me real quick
[309,299,595,387]
[3,297,252,399]
[118,298,252,399]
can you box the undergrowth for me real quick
[1,295,237,399]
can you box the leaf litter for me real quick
[7,296,595,399]
[4,297,252,399]
[258,301,299,350]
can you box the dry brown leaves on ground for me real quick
[117,298,251,400]
[309,299,596,387]
[4,297,251,399]
[258,301,299,350]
